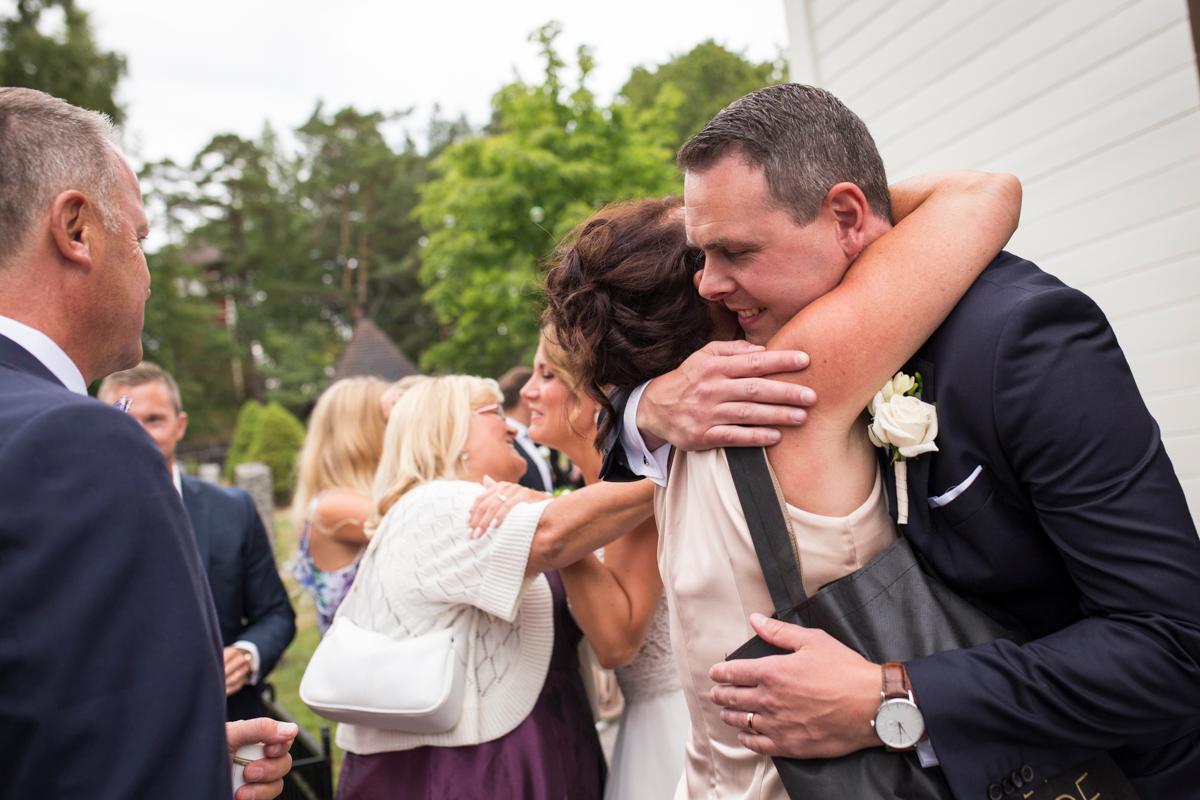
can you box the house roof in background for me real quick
[332,318,420,383]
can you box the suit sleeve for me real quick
[905,287,1200,795]
[235,492,295,680]
[0,402,229,799]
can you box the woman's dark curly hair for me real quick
[543,196,719,449]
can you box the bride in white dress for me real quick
[486,327,690,799]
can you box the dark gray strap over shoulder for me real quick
[725,447,807,613]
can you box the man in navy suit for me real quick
[602,84,1200,798]
[0,87,294,799]
[98,363,296,721]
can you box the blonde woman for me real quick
[290,376,387,634]
[333,375,653,799]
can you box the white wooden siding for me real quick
[784,0,1200,526]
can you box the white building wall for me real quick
[784,0,1200,527]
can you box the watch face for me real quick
[874,699,925,749]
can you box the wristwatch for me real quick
[871,661,925,751]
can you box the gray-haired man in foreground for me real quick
[0,87,295,800]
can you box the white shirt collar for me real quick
[0,316,87,395]
[171,462,182,496]
[507,417,530,438]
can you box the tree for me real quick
[224,400,264,483]
[139,242,239,442]
[294,105,446,370]
[245,401,306,502]
[144,127,327,411]
[619,40,786,147]
[0,0,126,123]
[414,22,681,376]
[141,107,452,423]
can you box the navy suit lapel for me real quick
[180,477,211,572]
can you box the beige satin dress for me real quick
[655,448,896,799]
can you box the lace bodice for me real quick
[615,596,680,703]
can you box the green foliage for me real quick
[415,22,681,375]
[619,39,787,146]
[294,105,444,372]
[224,400,264,483]
[7,13,778,449]
[142,108,457,419]
[226,398,308,502]
[245,401,306,502]
[0,0,126,123]
[141,244,239,442]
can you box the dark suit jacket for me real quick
[602,254,1200,799]
[181,475,295,720]
[0,334,230,799]
[891,253,1200,799]
[513,436,553,493]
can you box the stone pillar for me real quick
[235,462,275,544]
[197,463,222,484]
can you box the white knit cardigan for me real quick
[334,480,554,755]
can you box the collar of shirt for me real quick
[171,462,183,497]
[0,315,88,395]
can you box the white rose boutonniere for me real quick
[867,371,937,524]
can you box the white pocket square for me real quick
[928,465,983,509]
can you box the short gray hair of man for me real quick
[677,83,892,225]
[0,87,121,268]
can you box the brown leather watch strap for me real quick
[881,661,910,700]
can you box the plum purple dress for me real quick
[334,570,606,799]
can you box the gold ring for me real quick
[498,494,509,502]
[746,711,756,733]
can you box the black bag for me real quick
[724,447,1138,800]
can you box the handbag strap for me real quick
[725,447,808,613]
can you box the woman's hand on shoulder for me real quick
[468,476,549,539]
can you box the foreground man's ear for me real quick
[825,182,870,260]
[48,189,98,271]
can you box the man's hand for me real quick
[227,718,297,800]
[638,341,814,451]
[224,645,253,696]
[708,613,880,759]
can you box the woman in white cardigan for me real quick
[333,374,652,799]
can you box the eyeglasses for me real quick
[473,403,506,421]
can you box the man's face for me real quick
[90,153,152,373]
[684,154,849,345]
[116,381,188,469]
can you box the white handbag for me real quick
[299,614,471,732]
[299,505,474,732]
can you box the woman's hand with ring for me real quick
[467,477,548,538]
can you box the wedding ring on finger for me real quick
[745,711,756,734]
[498,494,509,502]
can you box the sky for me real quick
[77,0,790,165]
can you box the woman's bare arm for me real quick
[768,171,1021,422]
[523,480,655,575]
[311,489,372,546]
[558,517,663,668]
